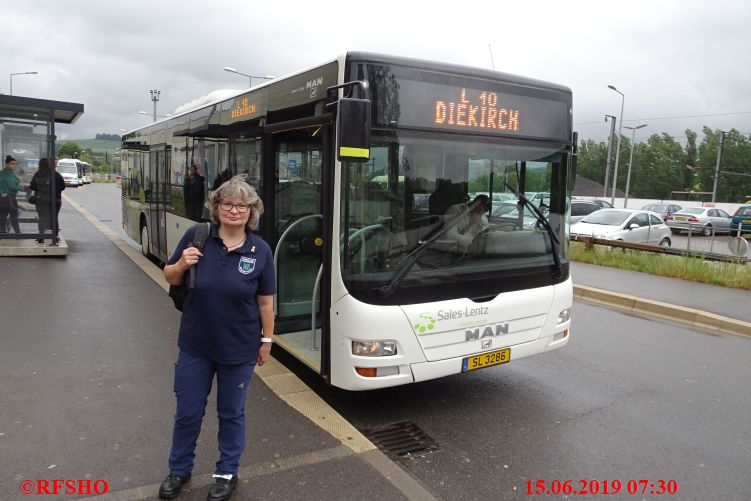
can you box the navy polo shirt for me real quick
[168,224,276,364]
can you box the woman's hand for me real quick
[257,342,271,366]
[178,246,203,271]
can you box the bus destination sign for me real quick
[435,88,519,131]
[389,79,570,141]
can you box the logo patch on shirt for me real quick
[238,256,256,274]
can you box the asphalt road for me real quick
[276,303,751,501]
[63,185,751,500]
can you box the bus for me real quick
[80,161,92,184]
[121,52,574,390]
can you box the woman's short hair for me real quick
[208,174,263,230]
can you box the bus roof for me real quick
[123,52,571,141]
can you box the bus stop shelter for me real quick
[0,94,84,256]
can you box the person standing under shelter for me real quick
[30,158,65,243]
[159,174,276,501]
[0,155,29,233]
[183,163,205,221]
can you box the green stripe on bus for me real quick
[339,147,369,158]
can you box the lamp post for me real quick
[622,124,647,208]
[608,85,625,206]
[9,70,39,95]
[149,89,161,122]
[223,67,275,87]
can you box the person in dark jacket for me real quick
[0,155,28,233]
[30,157,65,243]
[183,163,205,221]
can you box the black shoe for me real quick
[207,476,237,501]
[158,473,191,499]
[36,239,44,243]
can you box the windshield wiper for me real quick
[505,184,563,280]
[379,201,478,299]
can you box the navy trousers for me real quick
[168,350,255,476]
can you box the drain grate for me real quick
[363,421,442,461]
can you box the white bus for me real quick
[121,52,574,390]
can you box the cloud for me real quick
[1,0,749,143]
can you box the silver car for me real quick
[571,209,672,247]
[665,207,732,236]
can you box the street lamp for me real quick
[139,110,172,119]
[9,70,39,96]
[223,66,275,87]
[622,124,647,208]
[608,85,625,206]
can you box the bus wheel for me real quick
[140,223,151,257]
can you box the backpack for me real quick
[168,222,211,311]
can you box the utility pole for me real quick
[603,115,616,198]
[711,131,726,203]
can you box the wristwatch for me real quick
[261,337,274,344]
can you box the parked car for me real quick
[571,209,672,247]
[640,203,682,220]
[590,199,613,209]
[570,200,601,223]
[665,207,732,236]
[730,205,751,233]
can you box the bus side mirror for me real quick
[337,98,371,163]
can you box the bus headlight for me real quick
[352,340,397,356]
[557,308,571,324]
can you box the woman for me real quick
[0,155,28,233]
[30,157,65,242]
[159,175,275,501]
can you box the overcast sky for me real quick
[2,0,749,145]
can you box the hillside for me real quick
[56,138,120,155]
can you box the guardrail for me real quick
[570,235,748,264]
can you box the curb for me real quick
[574,284,751,338]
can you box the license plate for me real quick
[743,219,751,223]
[675,216,686,221]
[462,348,511,372]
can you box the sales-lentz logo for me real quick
[19,479,109,495]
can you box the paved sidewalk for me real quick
[0,202,431,501]
[571,261,751,323]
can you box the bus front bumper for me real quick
[410,333,568,383]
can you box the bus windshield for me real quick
[340,131,569,305]
[57,163,78,174]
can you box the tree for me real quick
[57,141,82,159]
[630,133,684,199]
[576,139,609,186]
[696,128,751,202]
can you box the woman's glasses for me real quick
[219,202,250,213]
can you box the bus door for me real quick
[267,125,328,373]
[147,146,170,261]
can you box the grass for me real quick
[570,241,751,290]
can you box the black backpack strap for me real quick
[188,223,211,289]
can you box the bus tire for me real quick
[140,221,151,257]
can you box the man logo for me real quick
[482,339,492,349]
[465,323,509,342]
